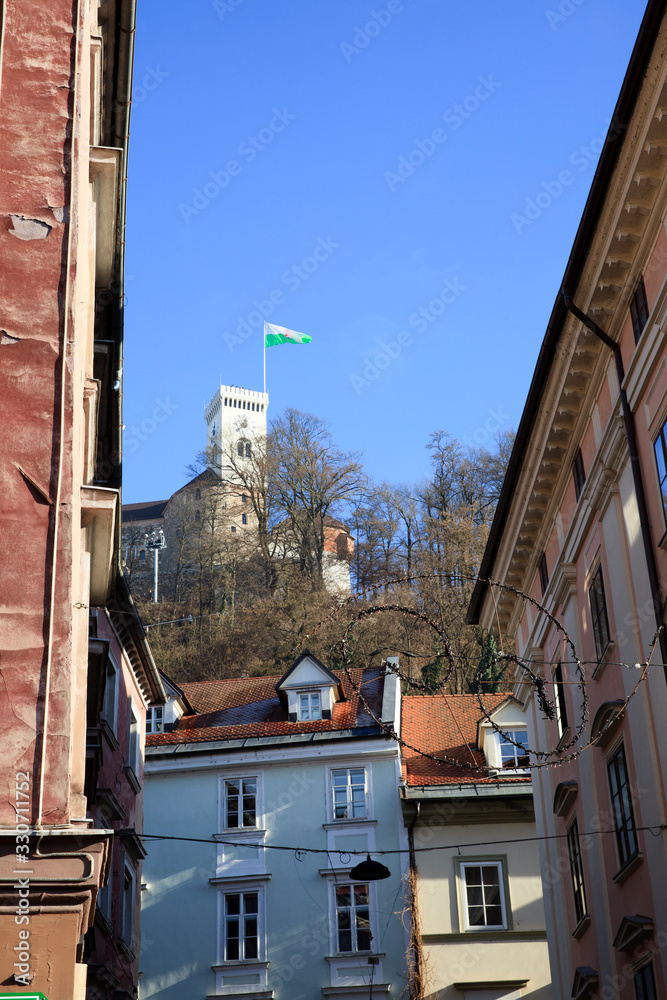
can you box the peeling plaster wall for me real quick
[0,0,92,828]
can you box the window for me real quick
[460,861,507,930]
[241,513,247,525]
[231,525,236,533]
[566,818,588,925]
[608,744,639,868]
[335,883,372,952]
[237,440,243,456]
[139,549,146,561]
[245,442,252,458]
[573,448,586,500]
[498,729,529,769]
[589,567,611,661]
[195,510,201,522]
[146,707,163,734]
[297,691,321,720]
[101,657,118,734]
[653,420,667,524]
[241,493,247,503]
[332,767,367,820]
[126,701,141,791]
[224,778,257,829]
[195,488,201,500]
[635,962,657,1000]
[630,277,649,345]
[224,891,258,961]
[120,855,136,948]
[553,662,570,738]
[539,552,549,595]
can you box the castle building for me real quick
[123,384,354,599]
[205,383,270,464]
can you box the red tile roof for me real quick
[401,693,530,786]
[146,667,384,747]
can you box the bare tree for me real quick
[268,409,365,586]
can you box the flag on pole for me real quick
[264,322,312,347]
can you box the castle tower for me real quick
[204,384,269,469]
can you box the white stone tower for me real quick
[204,384,269,470]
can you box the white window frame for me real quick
[484,726,529,776]
[220,774,261,831]
[297,690,322,721]
[146,705,163,734]
[216,880,267,965]
[333,881,374,954]
[496,728,529,771]
[457,858,510,932]
[328,765,370,822]
[222,889,260,961]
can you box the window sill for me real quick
[212,960,270,971]
[117,938,136,963]
[592,642,616,680]
[462,925,509,933]
[100,718,119,751]
[123,765,141,794]
[556,727,572,754]
[215,828,267,839]
[323,819,376,830]
[612,851,643,885]
[572,914,591,940]
[94,908,113,938]
[325,952,384,961]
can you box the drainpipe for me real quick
[406,801,423,1000]
[562,292,667,670]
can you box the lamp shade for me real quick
[349,854,391,881]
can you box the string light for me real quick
[293,574,661,773]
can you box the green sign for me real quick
[0,994,49,999]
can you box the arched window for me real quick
[241,514,247,525]
[238,439,251,458]
[195,510,201,522]
[195,488,201,500]
[139,550,146,561]
[237,440,244,457]
[245,442,252,458]
[241,494,247,503]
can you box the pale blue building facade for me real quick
[139,655,409,1000]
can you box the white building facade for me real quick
[139,655,409,1000]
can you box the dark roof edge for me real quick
[468,0,666,625]
[145,725,388,757]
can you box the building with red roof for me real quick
[139,653,410,1000]
[401,693,552,1000]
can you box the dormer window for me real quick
[275,651,342,722]
[146,707,163,734]
[297,691,321,721]
[498,729,529,769]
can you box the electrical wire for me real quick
[138,822,666,857]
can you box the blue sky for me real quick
[122,0,648,503]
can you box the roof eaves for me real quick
[467,0,666,625]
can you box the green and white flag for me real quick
[264,322,312,347]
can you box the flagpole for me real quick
[263,322,266,394]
